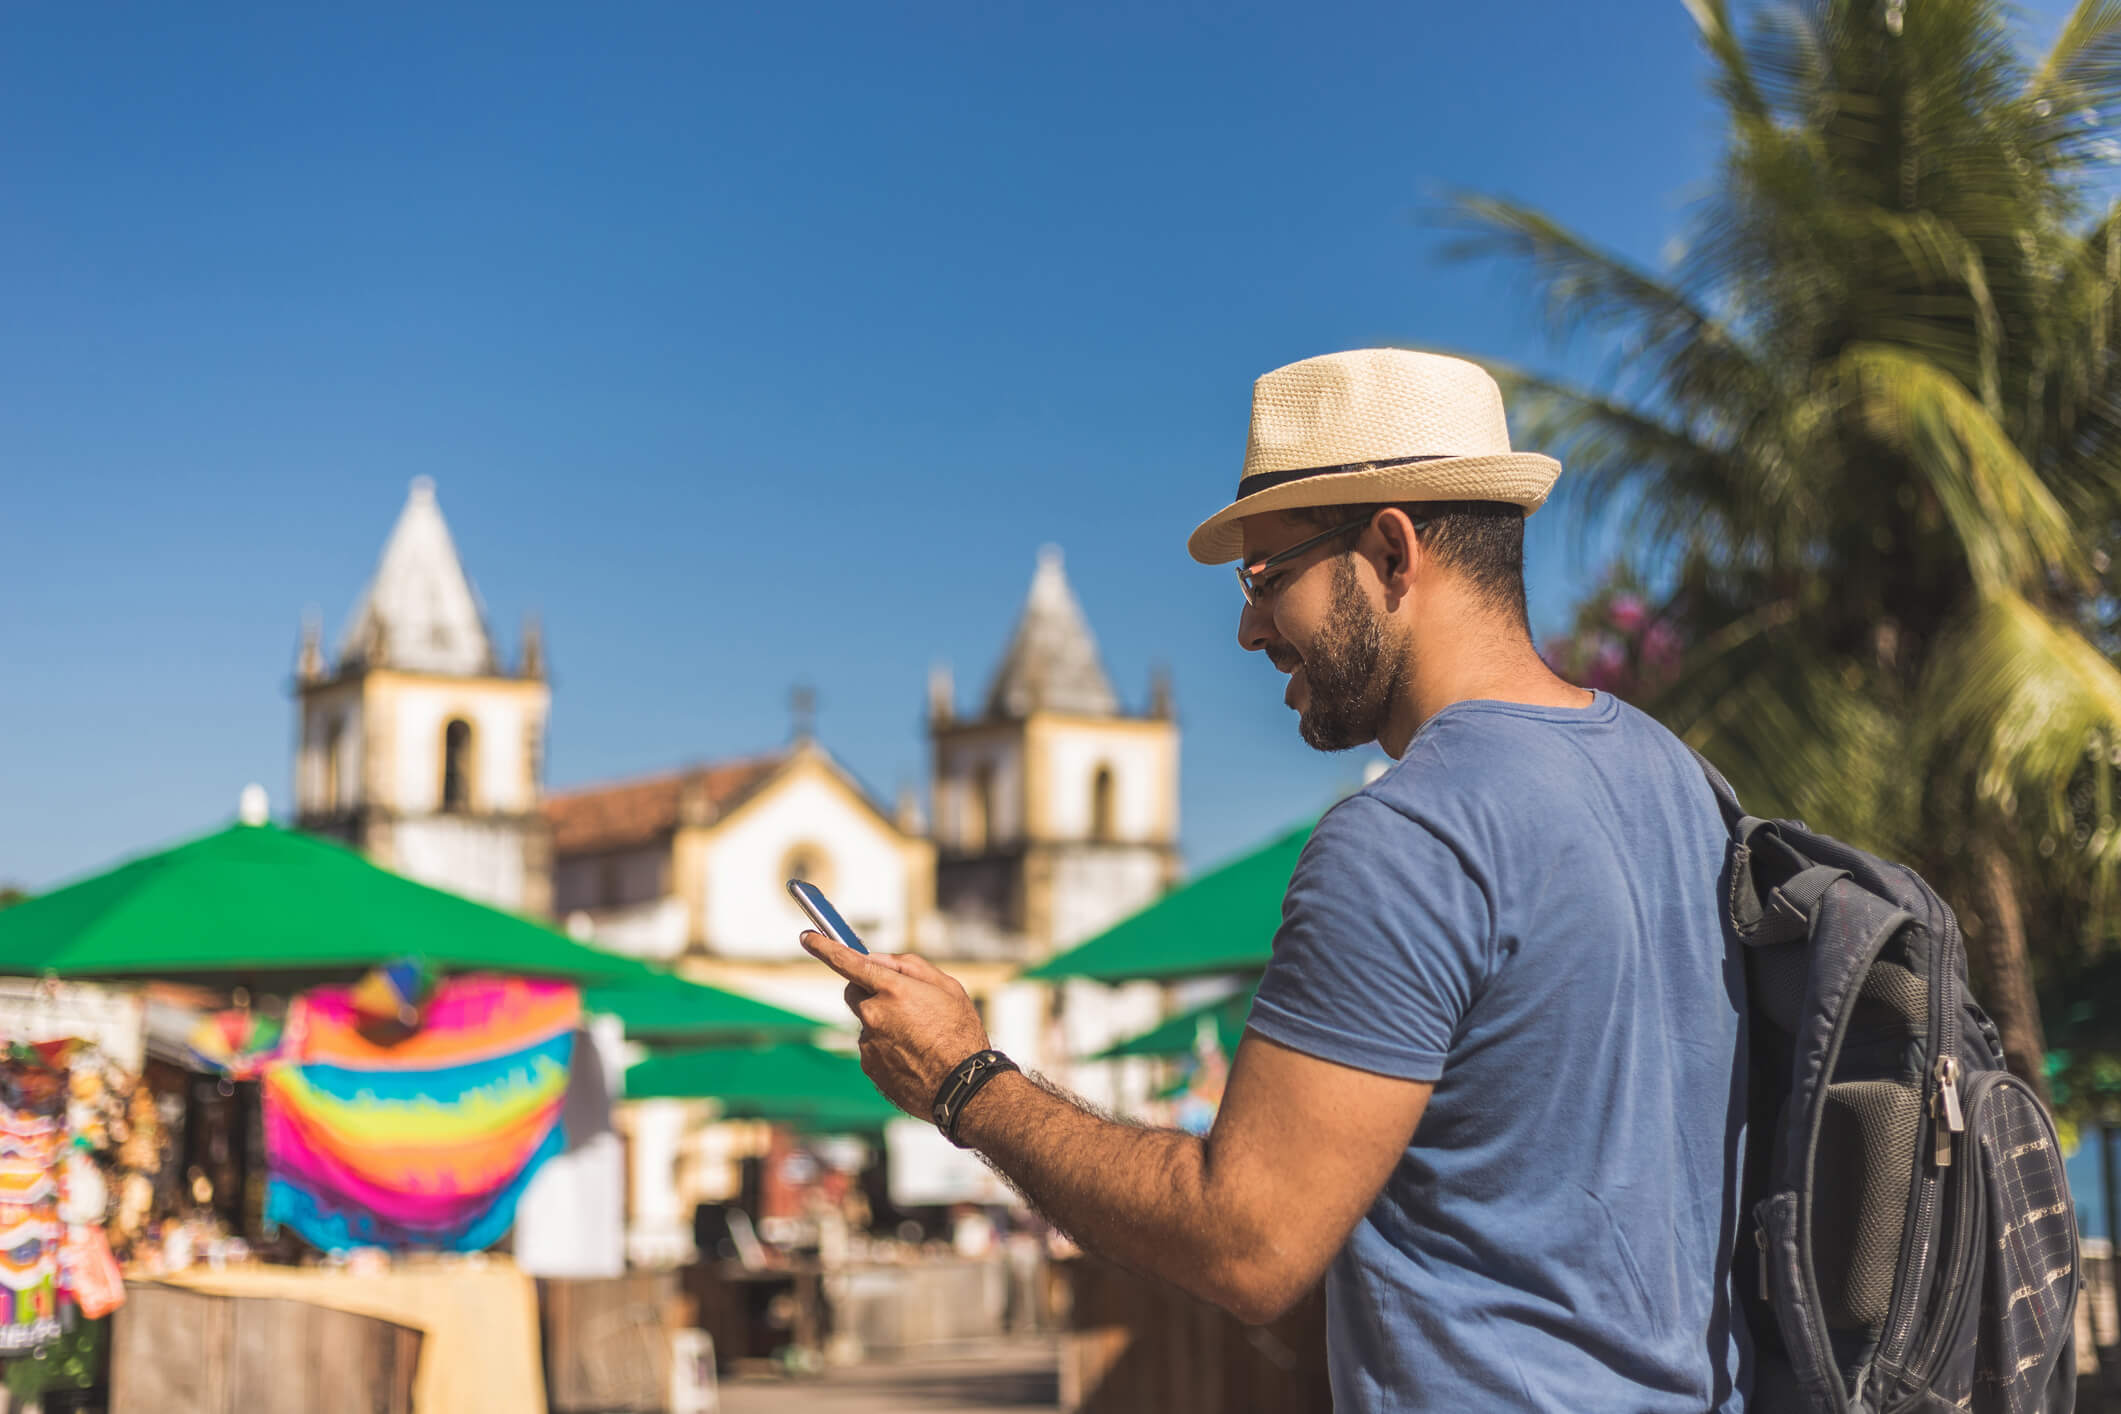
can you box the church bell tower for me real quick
[293,478,552,914]
[928,546,1179,958]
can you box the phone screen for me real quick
[787,879,870,954]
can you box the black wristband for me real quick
[932,1049,1018,1148]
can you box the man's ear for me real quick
[1373,507,1423,592]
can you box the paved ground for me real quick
[716,1339,1059,1414]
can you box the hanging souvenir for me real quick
[183,1009,285,1081]
[58,1226,122,1321]
[0,1046,69,1354]
[346,958,438,1031]
[56,1150,103,1227]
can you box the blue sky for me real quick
[0,2,2069,891]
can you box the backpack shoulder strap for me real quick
[1689,747,1835,943]
[1687,745,1746,833]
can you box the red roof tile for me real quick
[543,755,786,855]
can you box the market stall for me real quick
[0,816,791,1411]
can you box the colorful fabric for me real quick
[293,978,577,1070]
[264,977,579,1252]
[0,1047,68,1353]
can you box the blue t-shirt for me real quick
[1248,692,1746,1413]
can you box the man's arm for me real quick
[799,934,1429,1324]
[960,1030,1429,1323]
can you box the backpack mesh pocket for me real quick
[1814,1079,1923,1330]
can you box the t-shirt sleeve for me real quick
[1246,794,1493,1082]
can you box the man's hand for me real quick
[798,932,991,1117]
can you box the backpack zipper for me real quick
[1889,1070,2009,1406]
[1876,1146,1944,1372]
[1931,1055,1964,1166]
[1876,914,1963,1375]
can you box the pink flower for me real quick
[1641,622,1683,672]
[1608,594,1647,635]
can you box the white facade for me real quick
[513,1014,627,1277]
[391,815,532,912]
[1058,978,1166,1114]
[298,682,539,820]
[382,684,539,815]
[572,895,688,961]
[1038,722,1174,845]
[1049,850,1173,952]
[550,750,934,971]
[698,770,917,959]
[620,1098,703,1269]
[885,1120,1015,1206]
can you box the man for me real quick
[802,349,1747,1411]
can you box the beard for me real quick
[1294,555,1404,753]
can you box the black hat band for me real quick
[1235,452,1458,501]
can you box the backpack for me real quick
[1693,753,2081,1413]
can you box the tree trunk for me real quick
[1970,832,2052,1108]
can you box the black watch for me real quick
[931,1049,1018,1147]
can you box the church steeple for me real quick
[983,546,1118,719]
[338,477,495,676]
[295,480,552,916]
[930,544,1179,957]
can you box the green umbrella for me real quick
[1086,984,1257,1062]
[624,1041,902,1130]
[1021,820,1312,983]
[584,970,829,1045]
[0,821,656,985]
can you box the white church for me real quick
[291,480,1182,1263]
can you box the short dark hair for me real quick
[1286,499,1528,627]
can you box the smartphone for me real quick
[787,879,870,954]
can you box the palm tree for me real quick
[1451,0,2121,1103]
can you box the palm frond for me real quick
[1652,613,1910,850]
[1438,195,1770,405]
[2030,0,2121,110]
[1826,343,2088,591]
[1481,363,1792,569]
[1682,0,1772,119]
[1742,0,1833,121]
[1922,591,2121,857]
[2032,203,2121,510]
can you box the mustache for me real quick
[1265,646,1302,673]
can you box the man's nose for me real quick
[1238,599,1276,653]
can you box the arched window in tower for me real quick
[321,717,345,812]
[965,764,994,852]
[440,718,475,813]
[1090,765,1116,842]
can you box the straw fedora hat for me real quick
[1186,348,1561,564]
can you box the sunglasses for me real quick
[1234,513,1427,606]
